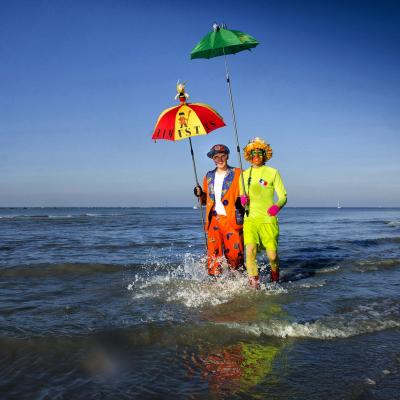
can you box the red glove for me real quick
[240,195,249,207]
[267,204,280,216]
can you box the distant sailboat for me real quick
[337,201,341,209]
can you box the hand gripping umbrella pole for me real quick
[189,138,208,250]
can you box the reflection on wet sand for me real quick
[187,301,289,395]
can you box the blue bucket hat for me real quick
[207,144,230,159]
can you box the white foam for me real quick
[263,282,289,293]
[387,221,400,227]
[218,300,400,339]
[355,259,400,272]
[222,318,400,339]
[316,265,341,274]
[180,253,210,282]
[290,280,327,289]
[126,254,291,308]
[167,277,249,307]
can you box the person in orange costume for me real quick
[194,144,245,276]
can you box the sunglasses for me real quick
[250,150,265,157]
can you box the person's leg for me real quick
[207,217,223,276]
[259,223,280,282]
[243,219,260,289]
[246,244,259,289]
[266,249,279,282]
[220,217,244,271]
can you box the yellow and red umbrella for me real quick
[152,98,226,248]
[152,103,225,141]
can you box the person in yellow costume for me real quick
[240,138,287,289]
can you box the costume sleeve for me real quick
[239,170,246,195]
[200,176,207,205]
[274,170,287,209]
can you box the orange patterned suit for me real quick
[200,167,244,275]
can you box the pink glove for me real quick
[267,204,280,216]
[240,195,249,207]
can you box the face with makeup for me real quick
[212,152,228,170]
[250,149,265,167]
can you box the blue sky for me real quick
[1,0,399,207]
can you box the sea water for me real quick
[0,207,400,399]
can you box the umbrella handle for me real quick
[189,137,208,251]
[222,50,247,195]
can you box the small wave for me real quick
[0,263,124,278]
[349,237,400,247]
[0,245,14,251]
[0,214,69,220]
[289,280,327,289]
[223,318,400,339]
[387,221,400,227]
[220,298,400,339]
[0,214,47,220]
[94,242,169,250]
[284,258,342,270]
[278,259,343,283]
[316,265,341,274]
[354,259,400,272]
[0,213,112,220]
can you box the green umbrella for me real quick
[191,24,260,191]
[191,26,259,59]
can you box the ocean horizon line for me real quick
[1,206,399,209]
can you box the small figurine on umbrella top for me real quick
[175,80,189,104]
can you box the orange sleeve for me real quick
[200,176,207,205]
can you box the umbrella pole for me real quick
[223,51,247,195]
[189,137,208,250]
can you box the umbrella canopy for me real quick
[152,103,225,141]
[190,27,259,59]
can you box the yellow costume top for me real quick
[240,165,287,223]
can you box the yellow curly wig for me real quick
[243,137,273,162]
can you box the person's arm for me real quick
[239,170,249,207]
[274,170,287,209]
[200,176,207,205]
[267,170,287,216]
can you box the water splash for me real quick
[128,254,246,307]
